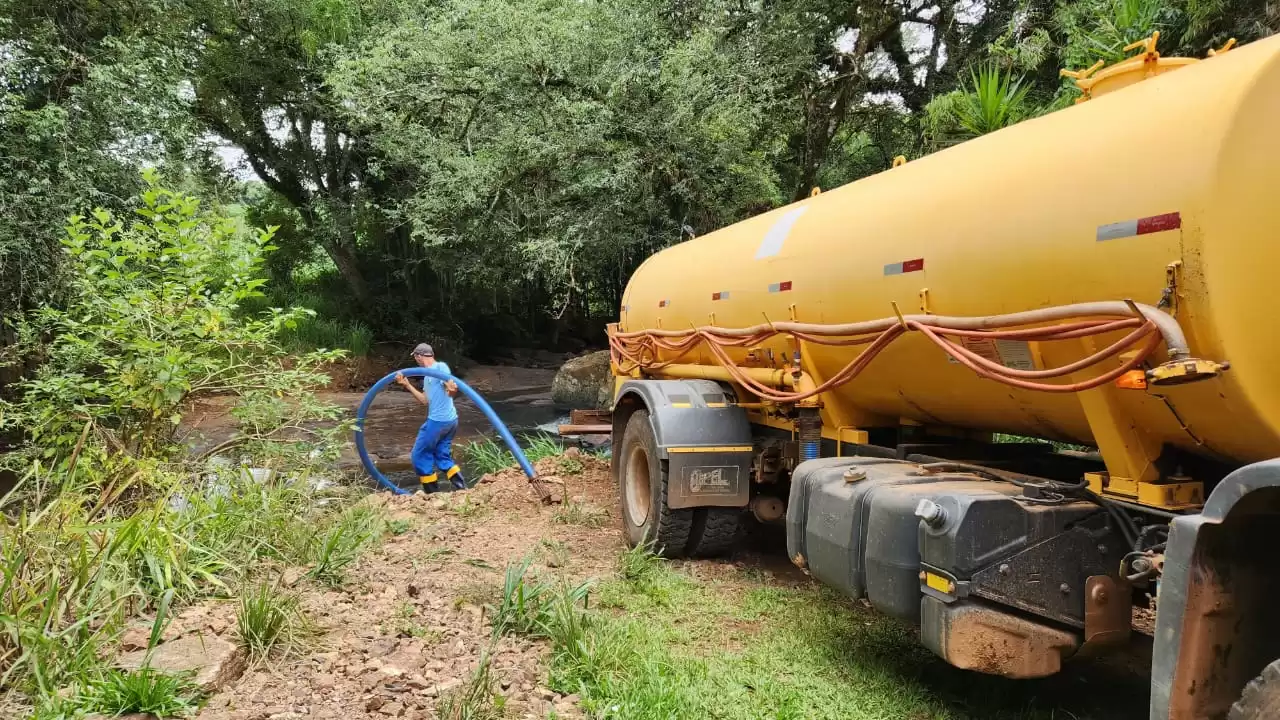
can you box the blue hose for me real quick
[354,367,539,495]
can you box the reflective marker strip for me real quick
[884,258,925,275]
[667,446,754,453]
[712,291,730,301]
[768,281,793,293]
[1097,212,1181,241]
[755,206,810,259]
[658,300,669,307]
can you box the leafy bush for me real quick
[1,173,344,473]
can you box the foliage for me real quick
[924,64,1036,147]
[2,176,344,470]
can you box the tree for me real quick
[186,0,402,308]
[329,0,786,342]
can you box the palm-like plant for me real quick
[954,64,1034,138]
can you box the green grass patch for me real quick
[236,582,314,662]
[460,433,569,477]
[77,667,201,717]
[533,547,1148,720]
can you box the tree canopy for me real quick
[2,0,1277,357]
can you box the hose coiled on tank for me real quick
[610,301,1183,401]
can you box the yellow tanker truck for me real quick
[601,32,1280,720]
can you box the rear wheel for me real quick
[618,410,692,557]
[686,508,741,557]
[1230,659,1280,720]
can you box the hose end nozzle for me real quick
[1147,358,1229,386]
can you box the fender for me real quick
[1150,459,1280,719]
[611,379,753,509]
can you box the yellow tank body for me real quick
[618,34,1280,469]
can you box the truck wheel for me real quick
[1230,659,1280,720]
[686,508,741,557]
[618,410,692,557]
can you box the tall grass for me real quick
[79,667,201,717]
[236,583,313,661]
[280,316,374,357]
[0,466,385,707]
[461,433,567,477]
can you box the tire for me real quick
[617,410,692,558]
[1230,659,1280,720]
[686,508,742,558]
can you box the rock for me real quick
[118,625,152,652]
[535,687,556,701]
[378,702,404,717]
[429,678,463,697]
[313,673,336,690]
[366,697,386,712]
[116,633,246,692]
[551,351,612,410]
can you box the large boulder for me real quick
[551,351,612,410]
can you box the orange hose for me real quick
[610,307,1164,401]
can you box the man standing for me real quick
[396,343,466,492]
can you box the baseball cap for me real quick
[411,343,434,357]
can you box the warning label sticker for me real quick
[947,338,1036,371]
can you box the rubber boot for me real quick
[420,474,442,494]
[449,470,467,491]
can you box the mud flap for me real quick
[614,379,752,510]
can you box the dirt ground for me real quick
[169,451,1156,720]
[194,457,621,720]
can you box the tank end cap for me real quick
[1147,358,1230,386]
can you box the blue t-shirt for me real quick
[424,362,459,422]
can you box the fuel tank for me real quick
[618,35,1280,466]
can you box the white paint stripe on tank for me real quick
[1097,219,1139,241]
[754,205,810,259]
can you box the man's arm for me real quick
[396,373,428,406]
[445,380,458,397]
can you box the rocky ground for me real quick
[187,455,620,720]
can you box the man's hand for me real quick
[445,380,459,397]
[395,371,410,387]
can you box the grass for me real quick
[235,582,313,661]
[552,500,607,528]
[0,465,386,707]
[488,556,592,641]
[524,546,1150,720]
[451,495,489,520]
[79,667,201,718]
[279,315,374,356]
[384,602,440,641]
[460,433,574,477]
[436,651,505,720]
[306,504,385,586]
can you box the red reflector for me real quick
[712,292,722,301]
[778,280,793,292]
[1137,212,1181,235]
[901,258,925,273]
[658,300,668,308]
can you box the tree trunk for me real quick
[323,239,372,307]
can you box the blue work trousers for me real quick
[411,418,459,486]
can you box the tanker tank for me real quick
[614,32,1280,477]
